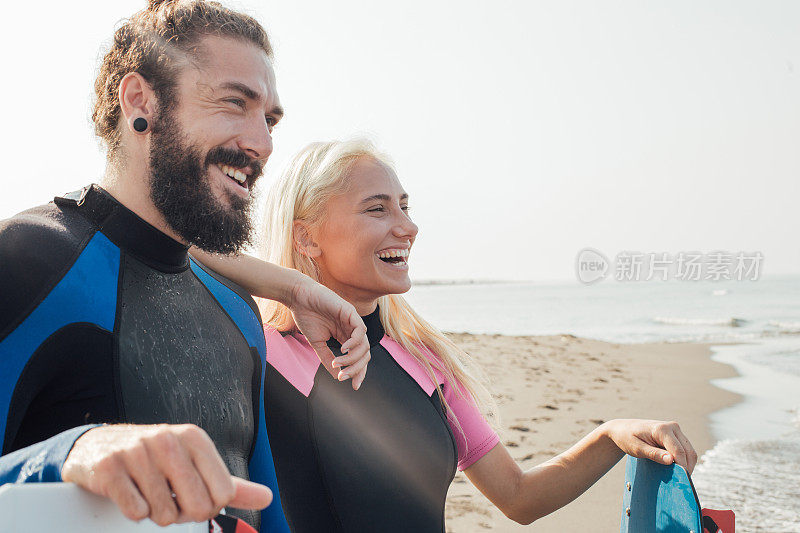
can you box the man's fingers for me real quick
[339,322,367,351]
[352,366,368,390]
[148,431,214,523]
[123,447,178,526]
[104,471,150,522]
[340,353,370,389]
[229,477,272,510]
[185,430,237,512]
[332,342,370,368]
[339,336,365,357]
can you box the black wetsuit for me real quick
[264,308,499,532]
[0,185,290,532]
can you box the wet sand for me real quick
[444,333,740,532]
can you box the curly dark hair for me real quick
[92,0,273,157]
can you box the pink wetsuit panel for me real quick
[379,336,500,470]
[264,327,320,397]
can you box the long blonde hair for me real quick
[258,138,498,428]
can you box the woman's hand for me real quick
[287,276,371,390]
[604,419,698,474]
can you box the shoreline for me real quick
[443,333,741,532]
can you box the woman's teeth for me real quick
[377,249,409,259]
[377,249,409,267]
[219,164,247,184]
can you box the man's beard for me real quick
[147,111,262,255]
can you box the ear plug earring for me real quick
[133,117,148,133]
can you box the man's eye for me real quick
[226,98,246,109]
[367,207,385,213]
[401,205,411,212]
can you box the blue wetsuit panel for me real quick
[191,259,289,533]
[0,232,119,478]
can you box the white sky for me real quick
[2,1,798,281]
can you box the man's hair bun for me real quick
[147,0,172,11]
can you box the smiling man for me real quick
[0,1,369,531]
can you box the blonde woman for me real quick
[197,139,698,532]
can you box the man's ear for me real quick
[118,72,157,134]
[293,220,322,258]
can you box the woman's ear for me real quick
[293,220,322,258]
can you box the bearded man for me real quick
[0,1,369,530]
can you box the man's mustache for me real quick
[205,147,264,184]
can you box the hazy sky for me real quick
[2,1,798,281]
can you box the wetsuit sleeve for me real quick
[0,424,99,483]
[443,380,500,471]
[0,205,106,485]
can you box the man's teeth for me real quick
[219,164,247,184]
[377,249,410,259]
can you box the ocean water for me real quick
[405,275,800,532]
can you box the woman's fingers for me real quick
[635,441,675,465]
[675,429,698,474]
[654,422,690,472]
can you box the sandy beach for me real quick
[444,333,741,532]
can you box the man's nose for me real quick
[237,117,273,161]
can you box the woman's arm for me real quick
[463,419,697,525]
[190,249,371,389]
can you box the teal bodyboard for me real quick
[620,456,703,533]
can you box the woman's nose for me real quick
[394,214,418,239]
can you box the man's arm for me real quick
[61,424,271,525]
[190,249,371,389]
[0,207,101,484]
[0,425,100,484]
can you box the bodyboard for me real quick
[620,456,703,533]
[0,482,256,532]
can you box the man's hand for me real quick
[288,275,371,390]
[605,419,698,474]
[61,424,271,526]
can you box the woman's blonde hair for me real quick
[258,138,498,429]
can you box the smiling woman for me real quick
[195,138,700,532]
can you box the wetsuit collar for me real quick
[361,306,385,347]
[324,305,385,352]
[57,184,189,272]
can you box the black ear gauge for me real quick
[133,117,149,133]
